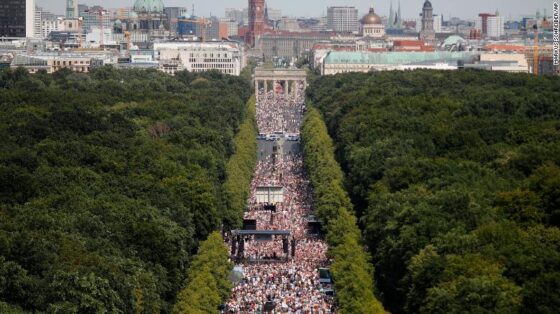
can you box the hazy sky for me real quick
[37,0,554,20]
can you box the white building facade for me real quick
[26,0,36,37]
[11,53,104,73]
[40,19,60,38]
[327,7,359,33]
[154,42,245,76]
[487,15,505,38]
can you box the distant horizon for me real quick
[36,0,554,21]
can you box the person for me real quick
[226,85,334,313]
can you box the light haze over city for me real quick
[37,0,554,19]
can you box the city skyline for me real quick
[37,0,554,20]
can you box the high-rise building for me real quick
[419,0,435,43]
[223,19,239,37]
[34,5,42,37]
[177,18,200,38]
[225,8,245,24]
[66,0,78,18]
[242,8,249,26]
[81,6,111,33]
[476,11,504,38]
[246,0,265,47]
[327,6,358,33]
[78,4,89,16]
[208,16,229,40]
[165,7,188,34]
[487,14,505,38]
[41,8,58,21]
[476,13,494,35]
[0,0,35,38]
[266,8,282,22]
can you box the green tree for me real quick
[529,162,560,226]
[301,106,386,313]
[173,232,232,313]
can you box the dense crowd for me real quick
[244,238,286,261]
[256,82,306,134]
[245,153,314,239]
[228,261,334,313]
[226,83,334,313]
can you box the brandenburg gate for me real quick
[254,68,308,102]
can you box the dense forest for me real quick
[307,70,560,313]
[0,67,251,313]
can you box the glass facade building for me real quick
[0,0,34,37]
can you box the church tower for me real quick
[397,0,402,29]
[419,0,436,43]
[388,1,394,28]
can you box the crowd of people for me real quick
[226,83,334,313]
[256,82,306,134]
[243,238,287,261]
[245,153,314,239]
[227,262,334,313]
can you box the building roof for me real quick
[311,43,357,51]
[484,44,526,52]
[261,31,333,38]
[361,7,382,25]
[443,35,466,46]
[393,40,434,52]
[133,0,164,13]
[324,51,479,65]
[393,40,426,46]
[423,1,433,9]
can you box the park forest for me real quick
[0,67,251,313]
[308,70,560,314]
[0,66,559,314]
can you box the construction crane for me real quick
[533,24,539,76]
[178,17,212,42]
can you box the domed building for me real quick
[127,11,139,30]
[134,0,164,13]
[360,5,385,38]
[133,0,167,31]
[113,19,123,34]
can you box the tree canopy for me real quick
[173,232,232,314]
[307,70,560,313]
[0,67,251,312]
